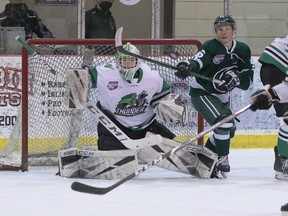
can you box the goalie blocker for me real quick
[65,68,90,109]
[58,133,217,179]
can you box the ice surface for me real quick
[0,149,287,216]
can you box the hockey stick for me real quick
[115,27,223,85]
[71,103,251,195]
[15,36,56,75]
[87,102,162,149]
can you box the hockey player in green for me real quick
[250,35,288,181]
[175,15,254,178]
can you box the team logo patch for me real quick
[107,81,119,90]
[115,91,148,117]
[212,55,225,64]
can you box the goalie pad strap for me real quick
[138,136,217,179]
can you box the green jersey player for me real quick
[175,15,254,178]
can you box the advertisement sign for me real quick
[0,57,22,137]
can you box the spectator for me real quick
[85,0,116,39]
[0,0,54,40]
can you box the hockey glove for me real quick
[175,60,192,80]
[153,94,188,126]
[250,88,280,111]
[214,70,240,93]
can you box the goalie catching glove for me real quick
[153,94,188,126]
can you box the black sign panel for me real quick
[35,0,77,5]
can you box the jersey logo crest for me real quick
[114,91,148,116]
[212,54,225,64]
[107,81,119,90]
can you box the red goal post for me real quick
[0,38,204,171]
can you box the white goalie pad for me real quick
[154,94,188,126]
[65,68,90,109]
[78,149,138,179]
[137,134,218,179]
[58,148,80,178]
[58,148,138,180]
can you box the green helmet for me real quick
[116,42,141,81]
[214,15,236,30]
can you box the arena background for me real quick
[0,0,287,149]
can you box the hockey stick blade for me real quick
[71,181,117,195]
[71,103,251,195]
[115,27,223,85]
[71,171,138,195]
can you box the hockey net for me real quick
[0,38,204,171]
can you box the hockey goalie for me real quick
[58,43,217,180]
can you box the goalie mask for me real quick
[116,42,141,81]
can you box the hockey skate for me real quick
[211,155,230,178]
[274,146,288,181]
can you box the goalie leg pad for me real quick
[137,135,217,179]
[183,143,218,178]
[65,68,90,109]
[78,149,138,180]
[138,138,194,174]
[58,148,80,178]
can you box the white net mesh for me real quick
[0,39,203,170]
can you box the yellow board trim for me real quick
[0,137,98,152]
[0,134,278,151]
[203,133,277,149]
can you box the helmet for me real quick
[214,15,236,30]
[116,42,141,81]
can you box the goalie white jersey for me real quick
[258,35,288,103]
[89,62,170,129]
[259,35,288,73]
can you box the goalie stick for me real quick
[71,103,252,195]
[86,102,162,149]
[15,36,56,75]
[115,27,224,85]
